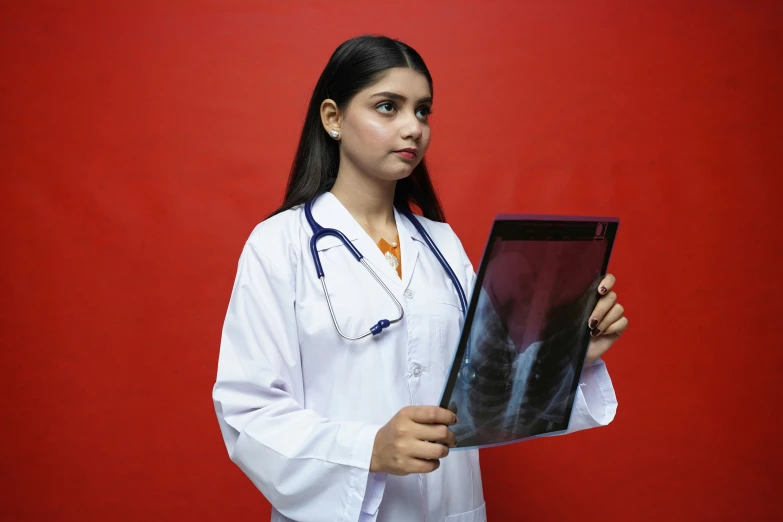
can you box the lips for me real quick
[394,148,418,159]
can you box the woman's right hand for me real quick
[370,406,458,476]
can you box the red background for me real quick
[2,1,781,520]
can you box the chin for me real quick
[393,170,415,181]
[388,172,414,183]
[387,164,419,181]
[370,168,413,183]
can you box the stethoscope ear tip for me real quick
[370,319,392,335]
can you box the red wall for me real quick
[2,1,781,520]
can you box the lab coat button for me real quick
[404,289,414,299]
[412,366,422,376]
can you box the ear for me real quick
[320,99,342,138]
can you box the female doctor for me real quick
[212,35,629,522]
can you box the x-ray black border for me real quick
[439,215,619,438]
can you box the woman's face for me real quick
[337,67,433,182]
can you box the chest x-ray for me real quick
[440,217,618,449]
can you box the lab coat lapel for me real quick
[395,209,420,292]
[312,193,404,287]
[309,192,361,250]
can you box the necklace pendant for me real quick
[384,251,400,270]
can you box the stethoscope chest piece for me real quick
[456,358,478,389]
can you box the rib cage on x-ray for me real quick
[449,266,600,447]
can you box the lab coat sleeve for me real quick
[563,359,617,432]
[450,227,618,433]
[213,241,383,522]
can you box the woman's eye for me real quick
[377,102,396,114]
[417,107,433,120]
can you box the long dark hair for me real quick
[269,35,446,222]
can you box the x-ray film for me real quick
[440,215,619,449]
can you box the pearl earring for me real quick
[329,130,340,139]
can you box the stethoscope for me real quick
[305,195,477,386]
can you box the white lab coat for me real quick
[213,192,618,522]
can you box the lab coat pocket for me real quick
[445,502,487,522]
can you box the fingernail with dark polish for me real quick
[591,328,601,337]
[589,318,599,329]
[599,286,607,294]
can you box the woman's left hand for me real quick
[585,274,628,365]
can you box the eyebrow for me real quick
[370,91,433,104]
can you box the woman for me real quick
[212,35,628,522]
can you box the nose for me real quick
[400,111,423,142]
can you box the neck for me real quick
[330,167,397,237]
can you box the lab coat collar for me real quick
[308,192,362,251]
[306,192,420,288]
